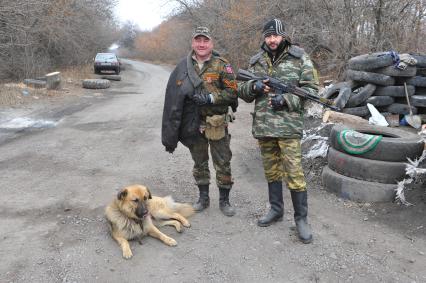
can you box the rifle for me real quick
[236,69,340,111]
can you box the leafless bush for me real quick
[0,0,118,81]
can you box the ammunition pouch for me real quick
[204,114,226,141]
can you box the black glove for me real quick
[165,146,175,154]
[192,89,213,105]
[230,99,238,113]
[270,93,285,110]
[251,80,267,96]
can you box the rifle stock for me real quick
[236,69,340,111]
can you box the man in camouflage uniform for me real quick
[238,19,319,243]
[162,27,238,216]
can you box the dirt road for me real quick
[0,60,425,282]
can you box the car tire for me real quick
[327,147,407,184]
[321,82,352,109]
[348,52,395,71]
[82,79,111,89]
[342,106,370,117]
[374,85,415,97]
[101,75,121,81]
[412,54,426,68]
[372,65,417,77]
[322,166,396,202]
[330,124,424,162]
[346,84,376,107]
[383,103,418,115]
[405,76,426,87]
[364,95,394,107]
[23,79,47,89]
[409,95,426,107]
[346,69,395,86]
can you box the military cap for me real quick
[192,26,212,39]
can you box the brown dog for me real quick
[105,184,194,259]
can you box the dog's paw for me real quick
[164,237,177,246]
[175,223,183,233]
[122,248,133,259]
[182,221,191,228]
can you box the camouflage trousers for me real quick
[258,137,306,191]
[188,134,233,189]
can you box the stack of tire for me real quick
[323,52,426,118]
[321,124,424,202]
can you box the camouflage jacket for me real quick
[238,44,319,139]
[192,51,238,117]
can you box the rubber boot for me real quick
[193,185,210,212]
[219,188,235,217]
[257,181,284,227]
[290,190,313,244]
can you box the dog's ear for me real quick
[117,189,128,200]
[147,188,152,199]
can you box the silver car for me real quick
[94,53,120,74]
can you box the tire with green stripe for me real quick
[330,124,424,162]
[327,147,407,184]
[322,166,396,202]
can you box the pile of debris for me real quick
[323,52,426,127]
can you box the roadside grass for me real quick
[0,64,95,107]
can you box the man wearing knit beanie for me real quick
[238,18,319,243]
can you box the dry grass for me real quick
[0,64,95,107]
[60,64,96,85]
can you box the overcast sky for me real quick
[115,0,176,31]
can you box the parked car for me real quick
[94,53,120,74]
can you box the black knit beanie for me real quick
[262,19,286,38]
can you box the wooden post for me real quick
[46,71,61,90]
[322,110,370,127]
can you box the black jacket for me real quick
[161,53,204,151]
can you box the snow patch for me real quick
[0,117,58,129]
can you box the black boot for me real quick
[193,185,210,212]
[219,188,235,217]
[290,190,313,244]
[257,181,284,227]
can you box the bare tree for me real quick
[124,0,426,80]
[0,0,119,80]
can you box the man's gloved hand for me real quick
[230,99,238,113]
[251,80,268,96]
[269,93,286,110]
[192,89,213,106]
[165,146,175,154]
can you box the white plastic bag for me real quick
[367,103,389,127]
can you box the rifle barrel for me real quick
[237,69,340,111]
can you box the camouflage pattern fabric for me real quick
[186,53,236,189]
[193,53,238,117]
[258,138,306,191]
[188,134,233,189]
[238,45,319,139]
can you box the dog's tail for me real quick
[164,196,195,218]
